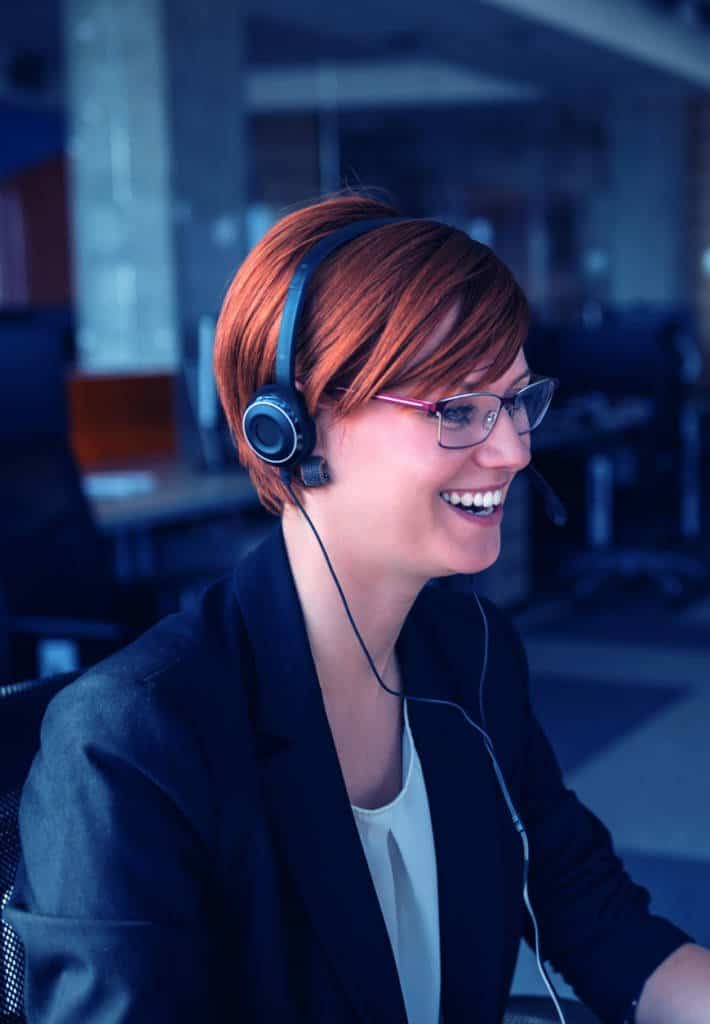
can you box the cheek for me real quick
[326,417,467,528]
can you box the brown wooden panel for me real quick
[1,154,72,305]
[68,372,177,469]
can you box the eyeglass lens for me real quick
[439,379,555,449]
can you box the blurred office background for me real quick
[1,0,709,1003]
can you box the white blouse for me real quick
[351,700,441,1024]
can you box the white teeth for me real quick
[442,489,504,508]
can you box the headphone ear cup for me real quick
[242,384,316,467]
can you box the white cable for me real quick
[472,590,567,1024]
[286,475,567,1023]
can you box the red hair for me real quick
[214,194,529,515]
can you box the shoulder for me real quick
[46,573,229,719]
[36,573,256,838]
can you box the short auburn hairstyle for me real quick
[214,193,529,515]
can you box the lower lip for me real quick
[441,499,504,527]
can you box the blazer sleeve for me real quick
[502,613,693,1024]
[4,663,222,1024]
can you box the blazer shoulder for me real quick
[56,570,249,707]
[36,574,257,834]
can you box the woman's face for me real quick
[311,308,533,587]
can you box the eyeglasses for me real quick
[334,375,558,449]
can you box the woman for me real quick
[6,195,708,1023]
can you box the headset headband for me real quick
[243,216,411,473]
[274,217,409,389]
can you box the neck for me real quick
[281,506,423,699]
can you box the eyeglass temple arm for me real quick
[373,394,438,413]
[333,388,438,414]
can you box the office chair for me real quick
[1,672,80,1020]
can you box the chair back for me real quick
[0,673,80,1020]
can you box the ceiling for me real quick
[2,0,710,113]
[248,0,710,98]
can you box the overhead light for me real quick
[247,59,540,112]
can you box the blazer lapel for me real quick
[232,526,407,1024]
[397,592,510,1022]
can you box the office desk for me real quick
[84,463,270,596]
[88,463,260,531]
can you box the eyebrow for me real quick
[462,366,532,389]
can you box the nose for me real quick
[472,404,531,472]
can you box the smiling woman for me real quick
[214,194,530,517]
[5,193,700,1024]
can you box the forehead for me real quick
[461,348,530,390]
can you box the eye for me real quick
[440,401,478,429]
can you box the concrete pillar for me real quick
[63,0,247,374]
[607,92,689,308]
[64,0,179,372]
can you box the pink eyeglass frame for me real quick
[334,374,554,410]
[333,375,556,414]
[330,376,558,447]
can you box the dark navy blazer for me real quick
[6,525,689,1023]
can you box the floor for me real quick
[509,585,710,1005]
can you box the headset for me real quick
[242,219,408,485]
[242,218,570,1024]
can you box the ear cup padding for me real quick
[242,384,316,466]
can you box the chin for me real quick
[440,536,501,578]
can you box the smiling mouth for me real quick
[440,487,502,516]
